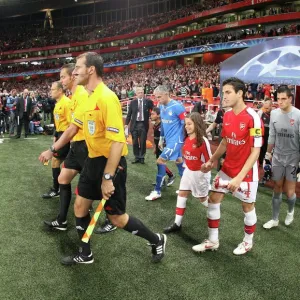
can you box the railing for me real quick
[120,95,221,115]
[120,95,278,115]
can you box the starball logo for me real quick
[226,132,246,146]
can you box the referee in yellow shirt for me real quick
[42,81,71,199]
[39,52,166,265]
[44,63,89,230]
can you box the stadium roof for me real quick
[0,0,144,19]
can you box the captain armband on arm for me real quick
[249,128,262,138]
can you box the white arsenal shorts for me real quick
[179,167,211,198]
[211,170,258,203]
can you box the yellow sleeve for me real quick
[65,100,72,125]
[103,96,126,143]
[72,108,84,129]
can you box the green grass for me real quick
[0,135,299,300]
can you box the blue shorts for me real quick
[160,142,183,161]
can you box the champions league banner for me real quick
[220,36,300,85]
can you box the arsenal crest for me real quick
[88,120,96,135]
[290,119,295,126]
[240,122,245,130]
[55,114,59,121]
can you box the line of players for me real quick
[38,52,300,264]
[148,81,299,255]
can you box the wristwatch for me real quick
[103,173,114,180]
[50,145,57,153]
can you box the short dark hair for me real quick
[77,52,104,77]
[277,85,293,98]
[61,63,75,76]
[152,106,160,115]
[52,81,64,91]
[223,77,246,98]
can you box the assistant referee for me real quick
[44,63,89,230]
[42,81,71,199]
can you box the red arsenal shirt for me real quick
[183,136,212,171]
[221,107,263,182]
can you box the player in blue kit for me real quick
[145,85,186,201]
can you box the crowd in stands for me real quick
[0,62,288,104]
[1,78,52,98]
[105,22,300,63]
[0,62,63,74]
[1,19,299,75]
[0,60,288,138]
[0,0,243,52]
[104,64,220,99]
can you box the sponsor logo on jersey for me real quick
[162,119,173,124]
[88,120,95,135]
[184,150,198,161]
[226,132,246,145]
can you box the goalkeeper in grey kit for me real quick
[263,86,300,229]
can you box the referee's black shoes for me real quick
[150,234,167,263]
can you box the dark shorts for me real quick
[155,141,161,159]
[63,140,88,172]
[78,156,127,215]
[53,131,70,160]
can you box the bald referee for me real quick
[39,52,167,265]
[263,86,300,229]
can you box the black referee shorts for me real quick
[78,156,127,215]
[53,131,70,160]
[63,140,88,172]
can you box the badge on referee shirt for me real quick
[88,120,95,135]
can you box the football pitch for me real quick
[0,135,299,300]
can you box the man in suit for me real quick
[125,87,153,164]
[15,89,32,138]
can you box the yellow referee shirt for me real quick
[70,85,88,142]
[72,82,128,158]
[53,95,71,132]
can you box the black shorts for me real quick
[78,156,127,215]
[63,140,88,172]
[53,131,70,160]
[156,147,162,159]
